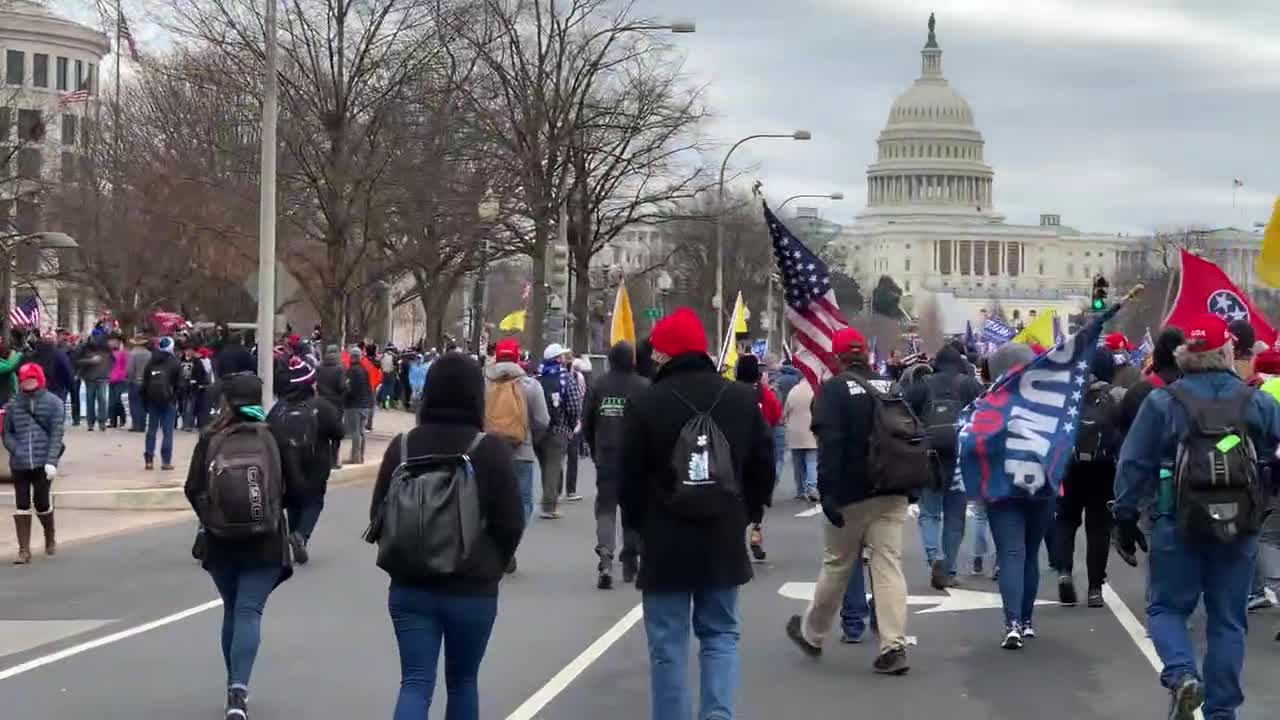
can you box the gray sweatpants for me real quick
[536,433,569,513]
[594,463,639,566]
[344,408,369,464]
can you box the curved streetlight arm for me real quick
[778,193,843,211]
[717,134,796,194]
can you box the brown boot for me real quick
[13,514,32,565]
[37,511,56,556]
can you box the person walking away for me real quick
[397,351,413,409]
[564,356,593,503]
[343,346,373,464]
[620,308,774,720]
[1113,313,1280,720]
[1056,351,1125,609]
[75,337,111,431]
[184,374,297,720]
[126,336,152,432]
[106,336,130,428]
[786,327,925,674]
[267,357,343,565]
[0,338,23,411]
[56,331,81,426]
[1120,328,1184,436]
[582,341,649,589]
[483,339,550,562]
[179,342,213,431]
[379,346,398,409]
[1227,319,1257,381]
[366,353,524,720]
[361,348,381,431]
[31,336,73,405]
[535,344,582,518]
[213,332,256,378]
[766,355,802,499]
[408,354,427,410]
[735,354,781,561]
[1104,333,1142,389]
[315,345,348,468]
[4,363,65,564]
[909,344,984,590]
[142,337,182,471]
[782,374,819,502]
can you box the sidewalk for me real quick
[0,408,416,557]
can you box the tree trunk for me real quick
[571,250,591,354]
[525,216,550,353]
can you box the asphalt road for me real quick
[1,460,1278,719]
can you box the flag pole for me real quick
[113,0,122,164]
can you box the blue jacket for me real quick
[769,365,804,404]
[3,389,66,470]
[1113,370,1280,518]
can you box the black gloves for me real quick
[821,499,845,528]
[1111,508,1148,567]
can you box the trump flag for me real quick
[957,305,1118,503]
[1166,249,1276,347]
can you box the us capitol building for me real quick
[830,15,1267,332]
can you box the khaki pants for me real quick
[801,494,909,653]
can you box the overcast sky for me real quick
[639,0,1280,234]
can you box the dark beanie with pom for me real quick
[417,353,485,429]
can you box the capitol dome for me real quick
[863,15,997,220]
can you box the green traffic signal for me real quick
[1091,298,1106,311]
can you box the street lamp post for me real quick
[777,191,844,211]
[469,197,500,353]
[715,130,811,347]
[256,0,279,404]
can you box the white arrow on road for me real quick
[778,582,1053,614]
[796,504,923,519]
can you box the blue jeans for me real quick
[1148,516,1257,718]
[919,486,968,576]
[388,583,498,720]
[127,382,146,431]
[288,499,324,542]
[85,379,108,428]
[987,498,1054,626]
[145,404,177,464]
[206,563,281,689]
[772,427,786,494]
[513,459,535,523]
[971,501,992,560]
[840,557,868,639]
[642,587,740,720]
[791,449,817,497]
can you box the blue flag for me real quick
[982,318,1016,346]
[957,306,1119,502]
[1130,329,1154,367]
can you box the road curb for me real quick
[0,462,381,511]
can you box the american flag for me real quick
[56,87,90,109]
[764,202,848,389]
[119,14,141,61]
[10,296,41,329]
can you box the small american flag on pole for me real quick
[119,14,141,61]
[10,296,41,329]
[56,87,91,110]
[763,202,849,389]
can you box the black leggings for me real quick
[1055,467,1114,589]
[13,468,52,514]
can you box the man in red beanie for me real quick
[1114,313,1280,718]
[620,307,773,719]
[3,363,66,563]
[1105,332,1141,388]
[787,325,922,674]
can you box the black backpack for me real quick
[665,385,739,521]
[923,374,964,457]
[1072,383,1121,464]
[367,432,485,578]
[539,374,567,428]
[847,375,931,493]
[202,423,284,540]
[268,400,319,467]
[144,364,174,406]
[1167,385,1263,543]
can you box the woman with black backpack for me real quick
[367,353,525,720]
[185,374,298,720]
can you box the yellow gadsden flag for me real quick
[1011,310,1056,347]
[1256,197,1280,288]
[498,310,525,332]
[718,291,748,378]
[610,283,636,346]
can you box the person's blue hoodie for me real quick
[408,357,427,397]
[769,363,804,404]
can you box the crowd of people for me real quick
[7,305,1279,720]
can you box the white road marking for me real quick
[778,582,1051,614]
[795,505,822,518]
[1101,584,1203,720]
[0,600,222,682]
[506,603,643,720]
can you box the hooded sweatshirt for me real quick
[316,350,348,406]
[484,361,550,462]
[582,342,650,469]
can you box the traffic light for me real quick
[546,242,569,301]
[1091,275,1109,311]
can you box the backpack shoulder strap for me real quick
[398,431,409,467]
[465,432,486,455]
[669,384,729,416]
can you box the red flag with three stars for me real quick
[1165,249,1276,348]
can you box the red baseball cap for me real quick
[1184,314,1231,352]
[494,338,521,362]
[1104,332,1131,352]
[831,327,867,355]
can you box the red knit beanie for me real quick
[650,308,707,357]
[1255,349,1280,375]
[19,362,46,390]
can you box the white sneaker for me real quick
[1002,623,1023,650]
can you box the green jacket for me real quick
[0,350,20,405]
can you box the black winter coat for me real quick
[142,353,182,410]
[344,364,372,409]
[620,353,774,592]
[267,392,345,500]
[184,419,303,580]
[583,346,649,469]
[369,423,525,595]
[316,361,348,407]
[214,344,256,378]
